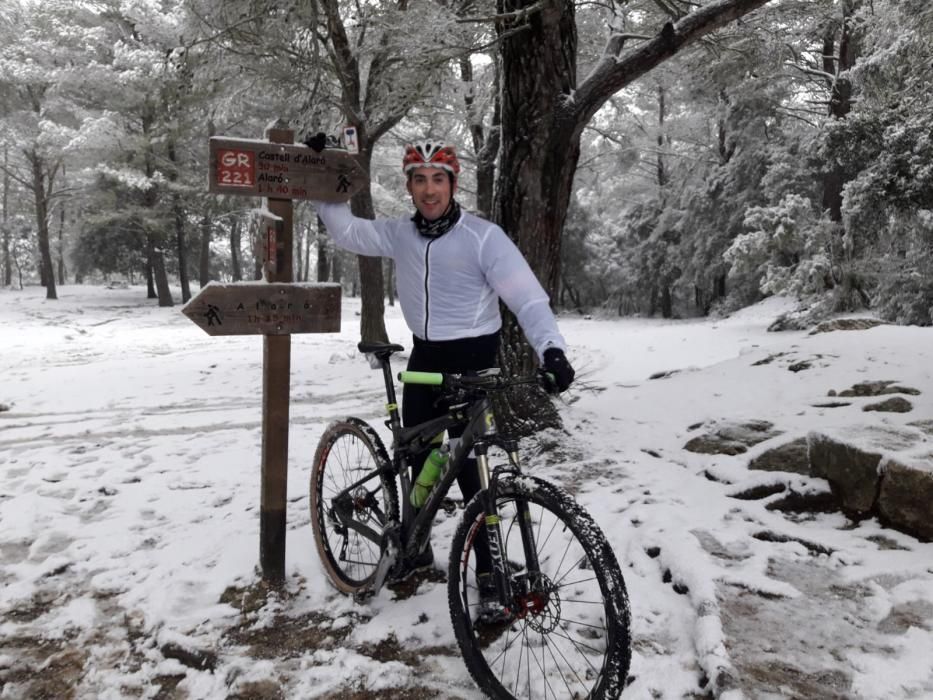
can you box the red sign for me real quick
[216,149,256,189]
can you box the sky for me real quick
[1,284,932,699]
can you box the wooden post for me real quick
[197,122,361,585]
[260,121,294,583]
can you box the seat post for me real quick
[381,356,402,435]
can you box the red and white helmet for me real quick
[402,140,460,177]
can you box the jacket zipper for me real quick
[423,237,435,339]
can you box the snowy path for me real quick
[1,285,932,699]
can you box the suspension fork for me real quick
[475,441,512,607]
[506,448,543,579]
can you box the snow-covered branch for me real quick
[784,61,835,84]
[453,0,549,24]
[573,0,774,128]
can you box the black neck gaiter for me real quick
[412,199,461,238]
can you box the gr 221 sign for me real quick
[208,137,368,202]
[216,149,256,189]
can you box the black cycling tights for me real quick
[402,331,499,576]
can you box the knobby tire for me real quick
[448,476,631,700]
[309,418,398,594]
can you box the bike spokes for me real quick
[449,478,631,700]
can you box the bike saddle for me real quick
[358,341,405,362]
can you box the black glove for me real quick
[303,132,327,152]
[542,348,575,394]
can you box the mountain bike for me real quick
[309,341,632,699]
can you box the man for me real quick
[312,139,574,607]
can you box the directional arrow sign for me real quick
[182,282,341,336]
[209,136,369,202]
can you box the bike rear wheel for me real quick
[448,476,631,699]
[310,418,398,594]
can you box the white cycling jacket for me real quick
[313,202,566,360]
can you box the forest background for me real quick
[1,0,932,343]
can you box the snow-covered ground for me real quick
[1,284,932,699]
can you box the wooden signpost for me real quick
[182,282,341,336]
[209,136,367,201]
[184,120,367,584]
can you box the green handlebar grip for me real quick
[398,371,444,385]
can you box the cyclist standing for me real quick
[311,139,575,603]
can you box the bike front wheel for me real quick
[309,418,399,595]
[448,476,631,699]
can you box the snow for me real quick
[2,284,933,698]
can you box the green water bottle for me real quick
[410,443,450,508]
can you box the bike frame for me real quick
[331,351,543,602]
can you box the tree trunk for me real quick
[146,259,157,298]
[316,216,329,282]
[2,144,10,287]
[167,140,192,301]
[57,203,66,285]
[230,217,242,282]
[349,142,388,343]
[385,259,395,306]
[294,214,304,283]
[661,284,673,319]
[175,201,192,301]
[302,219,311,282]
[494,0,578,307]
[29,150,56,300]
[493,0,581,431]
[252,221,263,280]
[147,231,173,306]
[460,54,501,218]
[141,104,172,306]
[821,1,859,224]
[1,225,8,287]
[561,272,581,310]
[199,215,211,287]
[657,84,668,190]
[491,0,772,429]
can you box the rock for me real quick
[768,312,810,332]
[838,380,921,397]
[878,457,933,541]
[863,396,913,413]
[160,642,217,671]
[227,680,285,700]
[807,433,882,517]
[0,403,10,413]
[752,352,787,366]
[749,438,810,475]
[718,420,778,441]
[685,434,749,455]
[907,420,933,437]
[685,420,782,456]
[800,429,932,540]
[808,318,887,335]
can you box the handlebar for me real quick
[398,369,558,395]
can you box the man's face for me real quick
[407,167,454,221]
